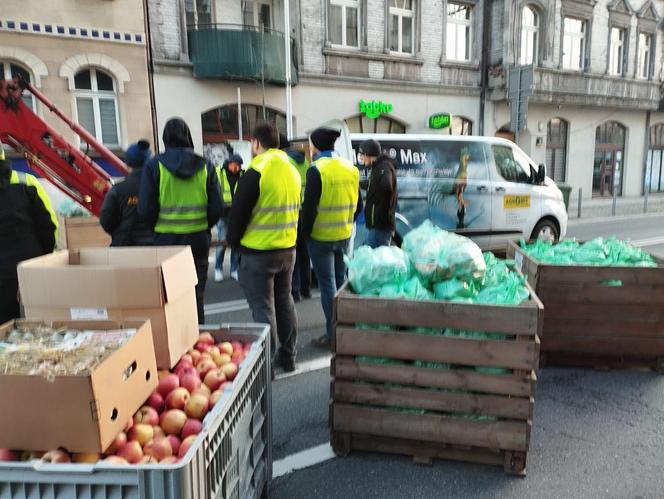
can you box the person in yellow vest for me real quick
[227,123,301,373]
[214,154,243,282]
[0,146,57,323]
[301,128,363,348]
[139,118,223,324]
[280,135,312,302]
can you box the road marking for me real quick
[272,443,336,479]
[275,355,331,381]
[630,236,664,248]
[568,211,664,226]
[204,292,321,316]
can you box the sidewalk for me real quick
[568,192,664,219]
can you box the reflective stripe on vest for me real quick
[216,166,239,204]
[10,170,59,237]
[155,162,208,234]
[288,157,309,205]
[311,156,359,242]
[240,149,301,250]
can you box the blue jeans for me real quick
[307,238,350,340]
[216,219,238,272]
[366,228,393,248]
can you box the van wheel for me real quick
[530,219,559,242]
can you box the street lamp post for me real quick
[284,0,293,139]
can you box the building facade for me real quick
[149,0,664,200]
[1,0,154,181]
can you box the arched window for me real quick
[449,116,472,135]
[520,6,539,65]
[646,123,664,193]
[201,104,287,143]
[344,114,407,133]
[593,121,626,197]
[546,118,568,182]
[0,61,34,110]
[74,68,120,147]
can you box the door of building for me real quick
[593,121,625,197]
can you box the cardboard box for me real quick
[56,215,111,251]
[18,247,199,369]
[0,319,157,453]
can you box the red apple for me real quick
[144,437,172,461]
[219,342,233,355]
[180,373,201,393]
[208,345,221,356]
[106,431,127,455]
[198,332,215,345]
[204,369,226,391]
[0,449,17,462]
[178,365,198,380]
[214,352,232,367]
[191,384,211,398]
[134,406,159,426]
[125,417,134,432]
[139,455,159,464]
[231,341,242,353]
[243,342,252,351]
[167,435,181,456]
[181,418,203,439]
[104,456,129,465]
[157,370,170,379]
[160,456,180,464]
[128,423,154,446]
[221,363,238,381]
[231,352,244,365]
[157,374,179,398]
[188,349,201,363]
[117,441,143,464]
[153,425,166,439]
[210,389,223,406]
[42,449,71,463]
[177,354,194,367]
[160,409,188,435]
[147,392,165,413]
[20,451,43,461]
[196,359,217,378]
[195,352,212,365]
[178,435,197,458]
[73,453,101,464]
[165,387,190,410]
[185,393,210,420]
[195,341,211,353]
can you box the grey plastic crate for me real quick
[0,323,272,499]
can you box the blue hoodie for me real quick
[138,119,223,252]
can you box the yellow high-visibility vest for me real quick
[155,162,208,234]
[10,170,58,238]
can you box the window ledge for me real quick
[323,47,424,65]
[439,60,480,70]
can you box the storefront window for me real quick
[202,104,286,143]
[646,123,664,193]
[546,118,568,183]
[345,114,407,133]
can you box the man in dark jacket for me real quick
[0,150,57,323]
[214,154,243,282]
[358,139,398,248]
[100,140,154,246]
[139,118,223,324]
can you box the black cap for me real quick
[279,133,291,149]
[359,139,381,157]
[310,127,340,151]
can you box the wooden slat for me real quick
[333,380,531,420]
[543,317,664,339]
[542,336,664,357]
[540,352,662,370]
[335,291,540,336]
[332,356,535,397]
[537,284,664,305]
[332,404,529,452]
[335,328,540,370]
[347,433,506,467]
[543,303,664,323]
[539,265,664,285]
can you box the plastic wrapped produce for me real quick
[347,245,410,295]
[433,278,476,301]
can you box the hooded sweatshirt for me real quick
[138,119,223,253]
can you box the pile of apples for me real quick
[0,333,252,466]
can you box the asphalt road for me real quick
[203,213,664,499]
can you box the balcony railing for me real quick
[188,24,298,85]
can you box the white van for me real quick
[350,133,568,251]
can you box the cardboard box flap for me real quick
[159,247,198,302]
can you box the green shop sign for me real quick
[359,100,393,119]
[429,113,452,130]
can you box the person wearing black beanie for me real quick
[302,128,363,349]
[100,140,155,247]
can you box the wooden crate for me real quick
[507,240,664,370]
[330,282,542,475]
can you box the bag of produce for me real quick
[347,245,410,295]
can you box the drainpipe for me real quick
[478,0,491,136]
[143,0,160,152]
[643,110,651,212]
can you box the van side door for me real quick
[488,144,543,248]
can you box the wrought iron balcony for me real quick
[188,24,298,85]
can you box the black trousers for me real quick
[0,278,20,325]
[291,221,311,296]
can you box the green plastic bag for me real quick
[433,279,476,300]
[347,245,410,295]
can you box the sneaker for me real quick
[230,270,239,281]
[276,356,297,373]
[301,289,312,299]
[214,269,223,282]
